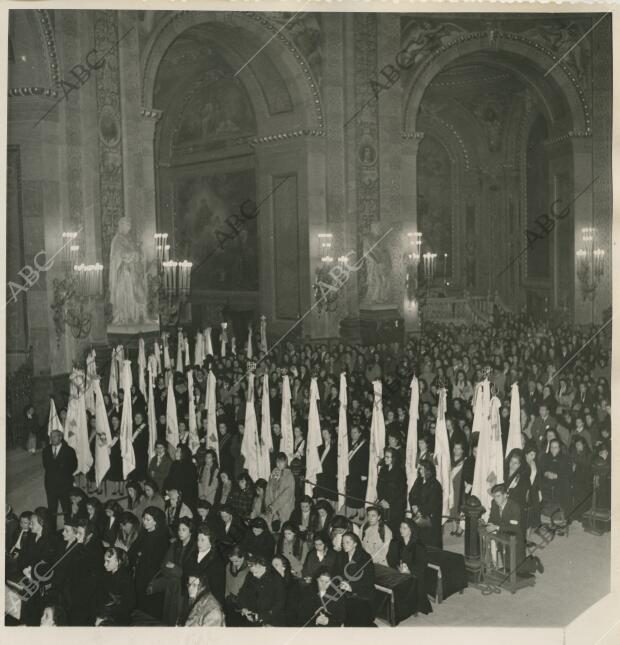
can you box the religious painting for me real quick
[173,168,258,292]
[174,78,256,151]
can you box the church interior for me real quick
[5,9,613,631]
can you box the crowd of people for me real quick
[5,314,612,627]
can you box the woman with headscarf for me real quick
[149,517,196,626]
[240,517,275,560]
[164,444,198,509]
[265,452,296,531]
[184,523,226,606]
[408,460,444,548]
[164,486,193,535]
[129,506,169,620]
[301,530,338,581]
[386,518,433,616]
[182,574,225,626]
[336,531,375,626]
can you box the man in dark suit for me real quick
[486,483,542,577]
[529,405,558,450]
[42,429,77,529]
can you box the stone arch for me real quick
[403,34,589,137]
[141,11,322,134]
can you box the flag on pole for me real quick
[280,375,294,462]
[405,375,419,492]
[259,374,273,480]
[162,333,171,371]
[220,324,228,358]
[241,373,261,481]
[187,369,200,455]
[166,372,179,455]
[93,376,112,487]
[259,315,268,354]
[47,396,64,437]
[472,380,504,520]
[366,380,386,504]
[120,360,135,480]
[153,341,162,375]
[505,382,523,457]
[231,336,237,355]
[305,377,323,496]
[195,332,205,367]
[205,369,219,460]
[147,354,158,461]
[65,368,93,475]
[176,330,184,372]
[337,372,349,506]
[434,388,453,521]
[138,338,147,399]
[247,325,253,359]
[204,327,214,357]
[84,349,97,415]
[184,335,191,367]
[108,348,119,399]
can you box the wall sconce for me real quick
[576,227,605,301]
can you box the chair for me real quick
[480,531,535,594]
[426,563,443,603]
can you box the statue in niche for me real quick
[109,217,148,326]
[361,223,392,306]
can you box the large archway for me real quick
[140,12,323,337]
[403,27,588,317]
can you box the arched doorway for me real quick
[140,13,321,337]
[403,28,589,319]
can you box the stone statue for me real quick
[362,224,392,305]
[109,217,147,326]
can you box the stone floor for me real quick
[6,447,612,629]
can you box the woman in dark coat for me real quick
[289,496,317,543]
[570,436,592,521]
[13,508,56,626]
[240,517,276,560]
[151,517,196,625]
[539,439,571,525]
[336,531,375,626]
[301,530,338,580]
[97,547,136,626]
[107,414,124,496]
[271,554,302,626]
[101,500,123,548]
[164,444,198,509]
[386,518,432,615]
[376,447,408,535]
[408,460,444,548]
[315,428,338,502]
[129,506,169,620]
[524,442,542,535]
[185,523,227,605]
[130,411,149,482]
[345,425,369,518]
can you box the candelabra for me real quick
[576,227,605,302]
[313,233,350,314]
[51,256,103,342]
[405,232,422,301]
[154,232,193,328]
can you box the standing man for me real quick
[42,429,77,529]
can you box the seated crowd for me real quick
[5,314,611,626]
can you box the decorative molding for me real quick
[36,9,60,87]
[251,128,325,145]
[93,10,125,308]
[545,130,593,146]
[8,87,59,99]
[243,12,324,133]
